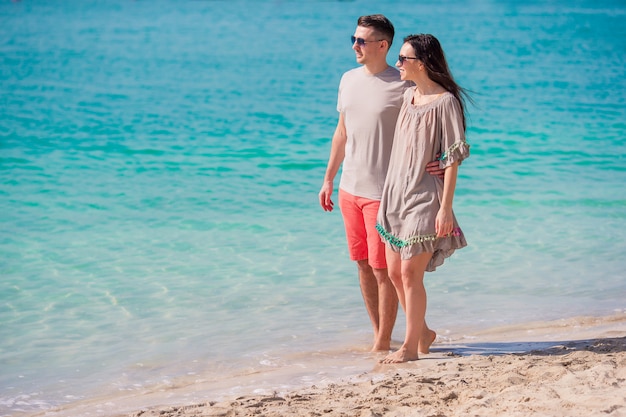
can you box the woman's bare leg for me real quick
[384,248,436,355]
[381,251,432,363]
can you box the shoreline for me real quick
[132,336,625,417]
[26,312,626,417]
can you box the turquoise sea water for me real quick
[1,0,625,415]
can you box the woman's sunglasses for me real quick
[398,55,420,64]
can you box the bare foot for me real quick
[418,329,437,355]
[379,347,419,364]
[371,343,391,352]
[371,336,391,352]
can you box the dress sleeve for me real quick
[439,96,470,168]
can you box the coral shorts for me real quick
[338,189,387,269]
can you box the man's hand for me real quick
[426,154,445,179]
[319,181,334,212]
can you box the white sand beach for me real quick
[33,313,626,417]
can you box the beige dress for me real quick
[376,89,470,272]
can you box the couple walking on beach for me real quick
[319,15,471,364]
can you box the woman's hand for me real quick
[435,207,454,237]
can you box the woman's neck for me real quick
[411,77,446,106]
[413,77,445,96]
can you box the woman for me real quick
[376,34,471,363]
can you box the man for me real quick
[319,15,442,352]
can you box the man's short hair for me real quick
[357,14,395,48]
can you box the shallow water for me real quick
[1,0,625,415]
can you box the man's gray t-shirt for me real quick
[337,66,409,200]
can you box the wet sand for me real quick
[31,313,626,417]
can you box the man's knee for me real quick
[356,259,373,273]
[371,266,392,285]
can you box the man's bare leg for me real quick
[372,266,398,351]
[356,260,398,351]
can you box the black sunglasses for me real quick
[351,36,385,46]
[398,55,420,64]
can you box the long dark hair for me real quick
[404,34,472,130]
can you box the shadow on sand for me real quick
[433,336,626,357]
